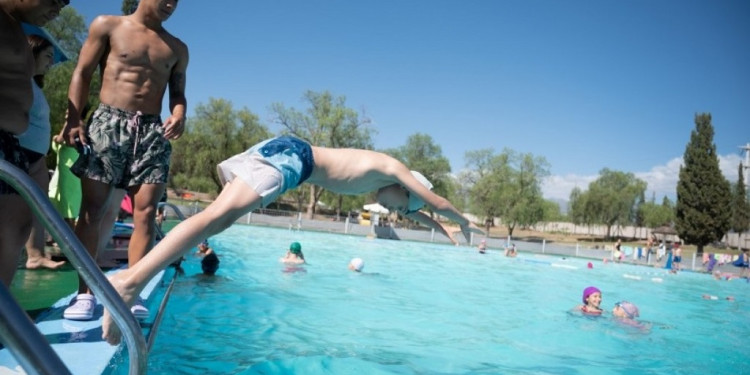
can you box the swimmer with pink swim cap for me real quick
[576,286,603,315]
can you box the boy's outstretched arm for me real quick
[405,211,459,245]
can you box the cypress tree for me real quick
[675,113,732,254]
[731,163,750,249]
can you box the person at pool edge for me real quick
[576,286,603,315]
[280,241,305,264]
[477,239,486,254]
[100,135,483,344]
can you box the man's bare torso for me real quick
[98,16,182,114]
[0,9,33,134]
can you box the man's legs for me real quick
[127,183,165,268]
[64,177,114,320]
[123,183,165,319]
[24,158,65,269]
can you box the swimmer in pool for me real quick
[348,258,364,272]
[280,242,305,265]
[576,286,603,315]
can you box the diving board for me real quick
[0,268,170,375]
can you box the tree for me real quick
[730,163,750,250]
[639,195,675,229]
[170,98,271,193]
[462,149,508,232]
[570,169,647,238]
[270,90,374,218]
[502,152,549,234]
[463,148,549,236]
[675,113,732,254]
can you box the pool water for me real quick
[125,225,749,374]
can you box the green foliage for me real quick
[462,148,549,235]
[675,113,732,252]
[568,169,647,237]
[730,163,750,235]
[638,196,674,228]
[541,199,564,222]
[121,0,139,15]
[170,98,271,193]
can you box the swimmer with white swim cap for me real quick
[349,258,364,272]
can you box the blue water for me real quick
[136,225,749,374]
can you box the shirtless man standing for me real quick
[61,0,188,320]
[101,135,484,344]
[0,0,67,286]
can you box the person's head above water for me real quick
[289,242,302,255]
[613,301,640,319]
[375,171,433,215]
[582,286,601,305]
[201,252,220,275]
[349,258,364,272]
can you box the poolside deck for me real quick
[0,267,172,375]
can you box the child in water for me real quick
[576,286,603,315]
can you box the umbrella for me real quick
[363,203,389,214]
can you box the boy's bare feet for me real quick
[102,270,139,345]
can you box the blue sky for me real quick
[68,1,750,202]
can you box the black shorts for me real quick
[0,131,30,195]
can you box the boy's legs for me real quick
[102,177,264,344]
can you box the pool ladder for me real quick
[0,160,148,375]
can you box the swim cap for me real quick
[582,286,601,304]
[289,242,302,254]
[349,258,364,272]
[200,239,209,247]
[407,171,433,213]
[616,301,639,319]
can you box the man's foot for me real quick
[63,294,96,321]
[25,256,66,270]
[102,270,138,345]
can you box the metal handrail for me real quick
[0,159,147,375]
[0,284,72,375]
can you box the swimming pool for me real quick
[112,225,749,374]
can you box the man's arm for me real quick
[62,16,114,146]
[163,40,189,140]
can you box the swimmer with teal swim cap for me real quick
[280,242,305,264]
